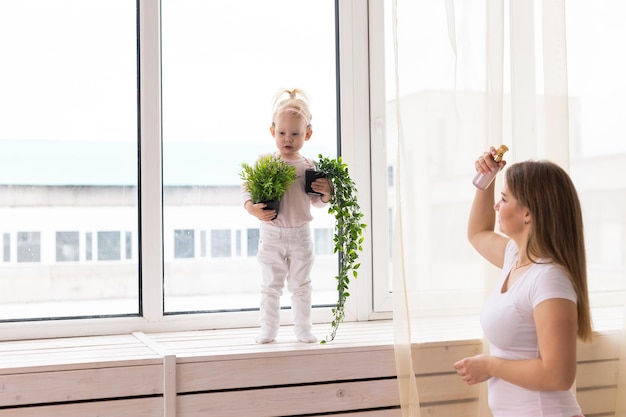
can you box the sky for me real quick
[0,0,337,152]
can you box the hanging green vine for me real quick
[314,155,367,343]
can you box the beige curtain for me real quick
[389,1,626,416]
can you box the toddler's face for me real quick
[270,112,311,159]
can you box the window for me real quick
[17,232,40,263]
[314,228,334,256]
[210,230,231,258]
[247,228,260,257]
[1,1,371,338]
[0,0,139,321]
[98,231,121,261]
[368,1,626,330]
[86,232,93,261]
[125,231,132,260]
[200,230,207,258]
[566,2,626,329]
[174,230,195,259]
[3,233,9,262]
[56,232,79,262]
[0,0,623,345]
[161,0,340,314]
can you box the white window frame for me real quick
[367,0,394,315]
[1,0,394,341]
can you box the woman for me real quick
[454,146,592,417]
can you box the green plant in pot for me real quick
[312,155,367,343]
[240,154,297,220]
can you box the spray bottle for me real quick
[472,144,509,190]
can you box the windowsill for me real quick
[1,306,622,374]
[0,319,486,374]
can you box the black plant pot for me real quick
[261,199,280,220]
[305,169,327,195]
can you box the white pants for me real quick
[257,223,314,335]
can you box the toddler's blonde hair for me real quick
[271,88,312,128]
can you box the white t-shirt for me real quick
[480,240,582,417]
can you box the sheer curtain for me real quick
[389,1,626,416]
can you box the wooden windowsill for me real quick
[0,319,484,375]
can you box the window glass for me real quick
[98,231,121,261]
[86,232,93,261]
[125,231,132,260]
[0,0,139,320]
[376,1,626,328]
[2,233,9,262]
[200,230,207,258]
[161,0,338,313]
[566,1,626,328]
[56,232,80,262]
[174,230,195,259]
[211,230,231,258]
[235,230,242,257]
[17,232,41,263]
[247,228,260,257]
[314,228,334,256]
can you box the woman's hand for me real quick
[475,145,507,174]
[454,354,492,385]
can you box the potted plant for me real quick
[312,155,367,343]
[240,154,297,220]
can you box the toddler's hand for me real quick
[246,202,276,222]
[312,178,332,199]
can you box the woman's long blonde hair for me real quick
[506,160,593,342]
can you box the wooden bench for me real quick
[0,321,621,416]
[0,334,164,416]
